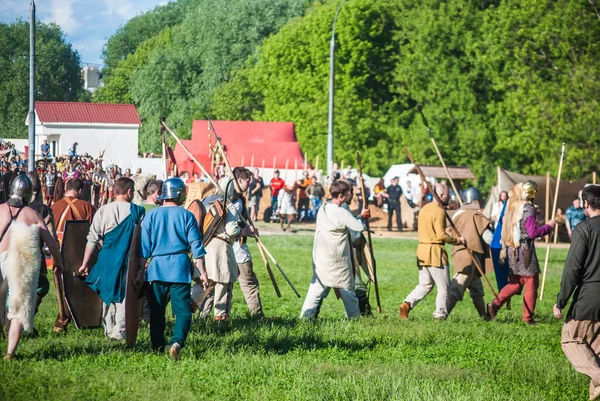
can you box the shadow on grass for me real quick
[9,316,377,361]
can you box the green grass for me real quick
[0,235,585,401]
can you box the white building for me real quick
[26,101,141,166]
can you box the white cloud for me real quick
[103,0,136,19]
[46,0,79,35]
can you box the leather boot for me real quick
[472,296,487,319]
[446,295,459,316]
[399,302,410,320]
[356,290,373,317]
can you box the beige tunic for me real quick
[205,204,239,283]
[313,203,365,289]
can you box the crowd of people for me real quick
[0,141,148,209]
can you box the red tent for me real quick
[173,120,304,175]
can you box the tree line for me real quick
[3,0,599,190]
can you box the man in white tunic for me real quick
[300,180,370,319]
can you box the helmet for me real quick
[9,174,33,205]
[521,180,538,201]
[463,187,481,204]
[158,177,187,205]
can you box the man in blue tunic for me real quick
[137,177,208,360]
[79,177,144,340]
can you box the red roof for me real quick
[35,101,141,125]
[173,120,304,175]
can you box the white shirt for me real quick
[312,202,365,289]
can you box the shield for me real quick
[125,224,142,346]
[187,199,206,228]
[62,220,103,329]
[54,176,64,202]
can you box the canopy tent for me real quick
[483,167,592,219]
[173,120,304,177]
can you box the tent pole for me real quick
[497,166,501,194]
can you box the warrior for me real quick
[78,177,145,340]
[26,172,59,331]
[231,167,264,319]
[446,187,493,318]
[554,185,600,400]
[487,180,555,325]
[51,178,95,333]
[197,176,244,320]
[399,183,465,321]
[340,181,373,316]
[137,177,208,360]
[51,178,95,235]
[0,175,63,359]
[43,165,58,206]
[300,180,370,319]
[139,179,163,324]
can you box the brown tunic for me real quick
[450,208,493,275]
[51,196,95,234]
[416,202,461,268]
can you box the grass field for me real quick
[0,234,585,401]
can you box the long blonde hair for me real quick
[499,183,528,261]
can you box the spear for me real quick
[404,148,498,299]
[356,151,382,313]
[417,105,463,207]
[539,143,566,301]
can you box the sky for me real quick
[0,0,168,65]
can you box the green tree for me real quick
[214,0,404,175]
[213,0,600,188]
[101,0,193,68]
[0,21,85,139]
[128,0,310,153]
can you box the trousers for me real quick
[199,282,233,319]
[492,274,538,322]
[387,201,402,231]
[300,273,360,319]
[147,281,191,350]
[403,265,450,319]
[237,261,263,318]
[561,320,600,399]
[103,301,126,340]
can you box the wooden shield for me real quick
[62,220,103,329]
[125,224,141,346]
[187,199,206,228]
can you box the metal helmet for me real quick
[158,177,187,205]
[9,174,33,205]
[463,187,481,204]
[521,180,539,201]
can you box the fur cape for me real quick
[4,221,41,333]
[499,183,528,262]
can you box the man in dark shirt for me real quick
[386,177,403,232]
[554,185,600,400]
